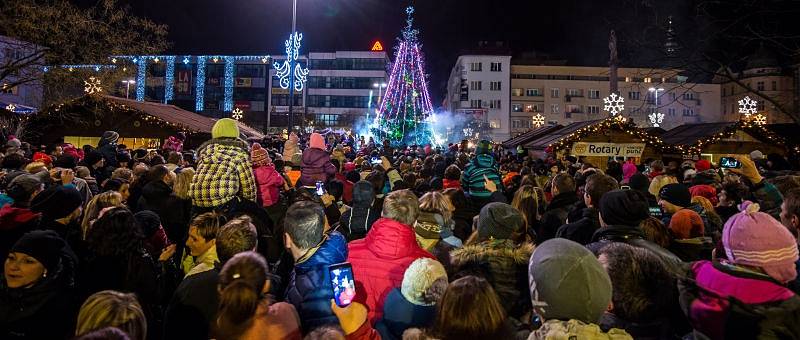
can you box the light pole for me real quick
[122,79,136,99]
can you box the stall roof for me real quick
[660,122,737,146]
[501,125,563,148]
[767,123,800,145]
[101,95,264,139]
[525,119,603,150]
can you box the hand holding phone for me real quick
[315,181,325,196]
[329,262,356,307]
[719,157,741,169]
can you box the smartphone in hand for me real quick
[329,262,356,307]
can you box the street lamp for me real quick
[122,79,136,99]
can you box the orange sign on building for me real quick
[371,41,384,52]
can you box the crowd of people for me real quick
[1,117,800,339]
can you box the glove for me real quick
[330,300,368,335]
[730,155,762,185]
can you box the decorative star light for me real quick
[614,114,627,123]
[212,57,219,63]
[83,77,102,94]
[5,103,16,112]
[649,112,665,127]
[463,127,474,137]
[532,113,545,128]
[753,113,767,125]
[275,32,309,92]
[183,56,190,64]
[111,58,117,64]
[261,56,269,64]
[603,93,625,116]
[231,108,243,120]
[738,96,757,116]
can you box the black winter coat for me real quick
[587,225,683,274]
[339,203,381,242]
[137,180,191,243]
[163,265,220,340]
[555,207,600,245]
[538,192,580,243]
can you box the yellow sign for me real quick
[571,142,645,157]
[371,41,384,52]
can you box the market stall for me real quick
[30,94,263,149]
[660,118,787,163]
[501,125,563,151]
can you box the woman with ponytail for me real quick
[216,251,301,340]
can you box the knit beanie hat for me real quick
[628,173,650,192]
[212,118,240,139]
[723,202,799,283]
[100,131,120,145]
[6,137,21,148]
[84,150,104,168]
[622,163,637,181]
[310,133,326,150]
[32,152,52,166]
[475,140,491,155]
[695,159,711,172]
[134,210,162,237]
[30,185,82,220]
[659,183,692,208]
[599,189,650,226]
[53,155,77,169]
[7,173,44,203]
[250,143,271,167]
[11,230,67,273]
[477,202,525,240]
[415,211,445,240]
[528,238,612,323]
[401,258,448,306]
[749,150,764,160]
[669,209,704,239]
[689,184,718,205]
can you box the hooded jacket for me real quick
[555,207,600,245]
[347,218,434,324]
[286,231,348,333]
[299,148,337,187]
[340,182,380,242]
[137,180,190,243]
[460,154,502,198]
[283,134,300,162]
[538,191,580,243]
[188,138,257,207]
[450,239,534,318]
[253,163,284,207]
[0,204,40,258]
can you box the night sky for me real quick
[118,0,794,104]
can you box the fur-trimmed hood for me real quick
[450,240,534,267]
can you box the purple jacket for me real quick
[299,148,336,187]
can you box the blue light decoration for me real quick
[195,56,207,111]
[274,32,308,91]
[164,56,176,103]
[136,57,146,101]
[183,56,190,65]
[223,56,235,112]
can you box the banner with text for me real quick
[571,142,645,158]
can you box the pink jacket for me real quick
[253,164,285,207]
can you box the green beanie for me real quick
[212,118,240,139]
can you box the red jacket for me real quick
[336,173,354,205]
[347,218,434,324]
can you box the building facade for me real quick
[0,35,43,112]
[445,55,512,141]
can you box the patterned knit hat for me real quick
[475,140,491,155]
[414,211,444,240]
[689,184,718,205]
[401,258,448,306]
[250,143,271,167]
[723,202,799,283]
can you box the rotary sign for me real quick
[571,142,645,157]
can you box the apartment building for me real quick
[445,55,512,141]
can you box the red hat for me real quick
[669,209,704,239]
[695,159,711,172]
[344,162,356,172]
[689,184,718,205]
[32,152,52,165]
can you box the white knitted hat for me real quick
[401,258,448,306]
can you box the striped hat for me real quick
[723,201,799,283]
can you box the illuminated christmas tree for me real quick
[372,6,435,146]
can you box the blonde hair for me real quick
[25,162,47,173]
[173,167,195,200]
[81,191,123,239]
[649,175,677,198]
[76,290,147,340]
[419,191,454,226]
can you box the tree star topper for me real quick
[274,32,309,92]
[738,96,757,116]
[84,77,102,94]
[649,112,665,127]
[532,113,545,128]
[603,93,625,116]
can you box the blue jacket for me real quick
[285,231,348,333]
[375,288,437,340]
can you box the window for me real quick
[587,105,600,114]
[470,99,482,108]
[628,91,640,100]
[512,120,521,128]
[490,81,502,91]
[588,89,600,99]
[566,104,582,113]
[772,81,778,91]
[470,81,482,91]
[757,100,765,111]
[512,103,523,112]
[526,88,540,96]
[682,108,696,116]
[567,89,582,97]
[644,77,652,83]
[756,81,765,91]
[668,108,676,116]
[489,100,501,109]
[490,62,502,72]
[525,104,540,112]
[625,77,631,82]
[682,92,695,100]
[470,62,482,71]
[489,120,500,128]
[551,104,560,113]
[670,92,676,101]
[551,88,560,98]
[512,88,523,96]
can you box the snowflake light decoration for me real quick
[752,113,767,125]
[738,96,757,116]
[603,93,625,116]
[462,127,474,138]
[532,113,545,128]
[231,108,243,120]
[614,115,627,123]
[5,103,16,112]
[648,112,665,127]
[83,77,102,94]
